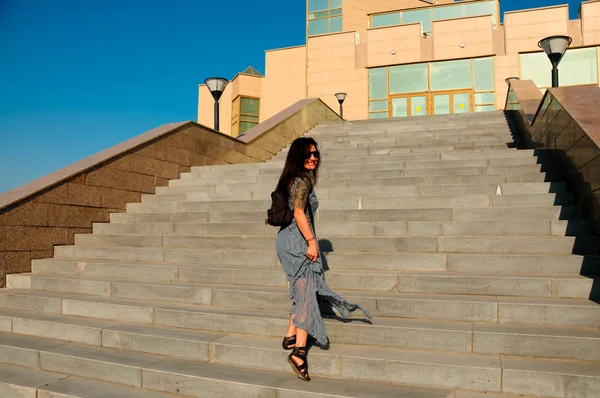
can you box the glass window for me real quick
[308,0,329,12]
[240,97,259,115]
[389,63,428,94]
[330,0,342,9]
[308,19,329,36]
[430,59,472,90]
[308,11,329,20]
[475,92,495,104]
[369,100,388,112]
[330,16,343,32]
[520,52,552,88]
[330,8,342,16]
[433,94,451,114]
[464,1,496,18]
[402,9,432,33]
[473,57,495,91]
[239,122,257,134]
[453,93,470,113]
[369,68,388,99]
[559,47,598,86]
[475,105,496,112]
[372,12,401,28]
[391,97,408,117]
[432,4,463,21]
[369,112,388,119]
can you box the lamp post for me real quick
[538,36,572,88]
[504,77,520,86]
[204,77,229,131]
[334,93,347,119]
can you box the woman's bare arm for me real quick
[293,178,318,261]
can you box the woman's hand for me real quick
[306,239,319,262]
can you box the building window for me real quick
[368,56,496,118]
[370,0,497,34]
[232,96,260,137]
[520,47,599,91]
[308,0,342,36]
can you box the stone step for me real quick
[1,285,599,328]
[315,134,512,148]
[183,165,552,185]
[72,233,599,255]
[2,305,600,371]
[165,173,559,193]
[252,157,542,176]
[93,219,592,237]
[192,149,543,174]
[4,331,595,396]
[129,194,573,214]
[35,250,600,276]
[0,363,178,398]
[147,182,569,203]
[20,258,600,298]
[275,143,511,158]
[0,293,591,362]
[0,353,483,398]
[108,205,582,225]
[151,182,568,202]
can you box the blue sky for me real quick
[0,0,583,193]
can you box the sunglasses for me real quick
[305,150,320,159]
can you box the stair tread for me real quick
[3,304,600,339]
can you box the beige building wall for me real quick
[582,1,600,45]
[504,6,569,54]
[432,15,494,61]
[231,74,262,101]
[494,54,519,109]
[367,24,422,67]
[198,83,233,136]
[308,32,368,120]
[260,46,307,121]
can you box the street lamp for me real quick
[204,77,229,131]
[504,77,520,86]
[334,93,347,119]
[538,35,572,88]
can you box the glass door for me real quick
[432,90,473,115]
[389,93,430,118]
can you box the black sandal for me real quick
[287,346,310,381]
[282,335,296,350]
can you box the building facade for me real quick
[198,0,600,136]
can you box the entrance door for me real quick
[431,90,473,115]
[389,93,429,118]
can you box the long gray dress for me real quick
[275,173,371,348]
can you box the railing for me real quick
[506,80,600,236]
[0,98,341,286]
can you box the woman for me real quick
[275,137,371,382]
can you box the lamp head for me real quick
[538,35,572,66]
[334,92,347,105]
[204,77,229,102]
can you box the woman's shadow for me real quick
[317,238,373,325]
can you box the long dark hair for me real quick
[276,137,321,194]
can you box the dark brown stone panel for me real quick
[34,182,103,208]
[155,177,169,187]
[0,226,68,251]
[99,187,142,209]
[47,205,111,228]
[0,202,48,227]
[65,227,93,243]
[155,159,180,179]
[86,167,155,193]
[0,250,54,275]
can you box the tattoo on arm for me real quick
[293,178,310,210]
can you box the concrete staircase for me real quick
[1,111,600,397]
